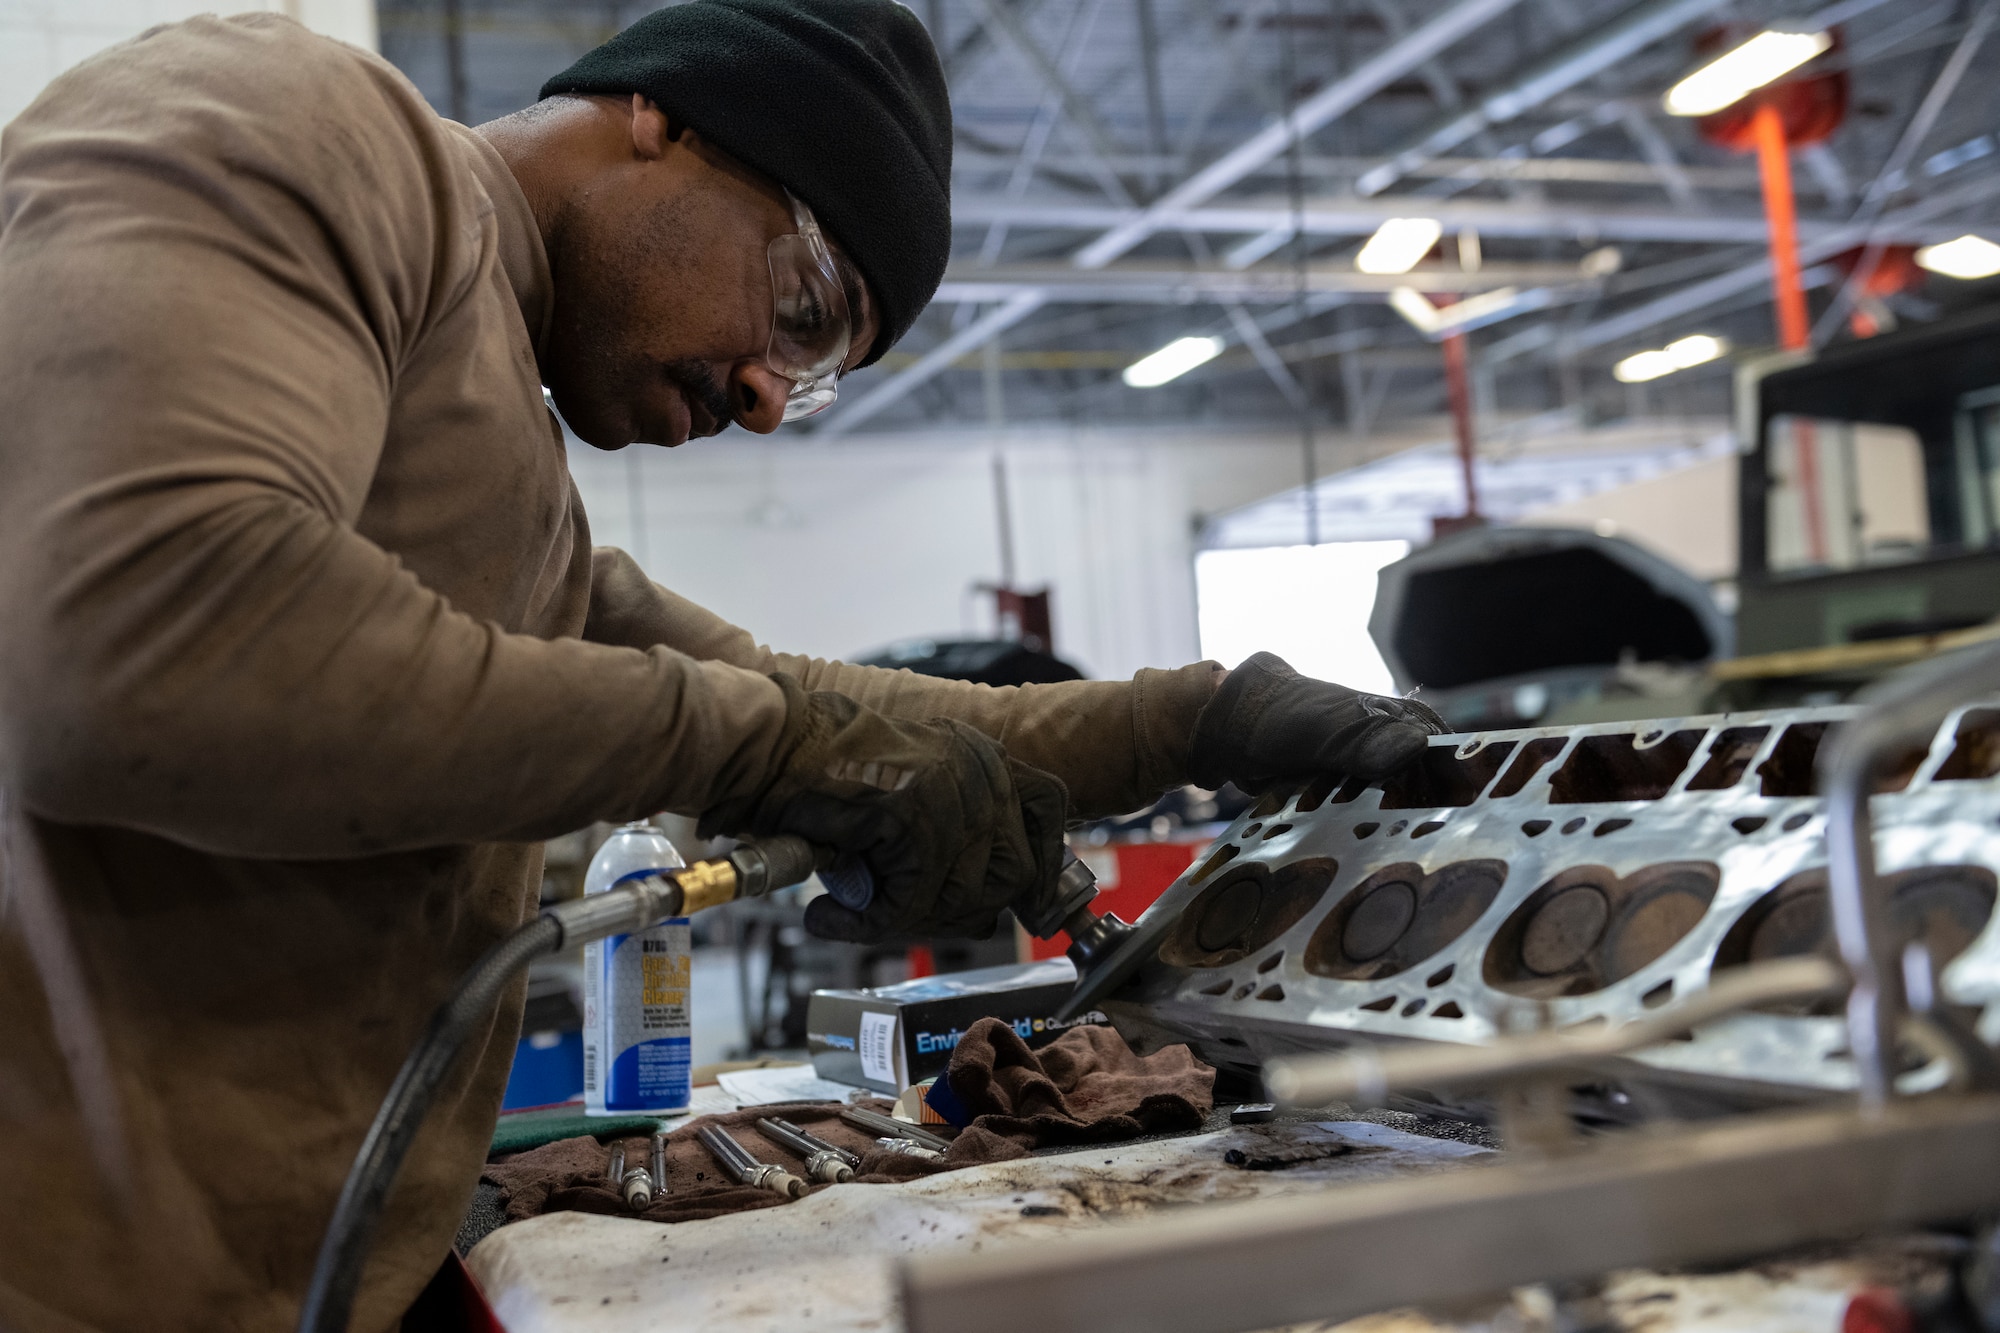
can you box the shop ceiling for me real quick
[379,0,2000,438]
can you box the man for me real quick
[0,3,1441,1328]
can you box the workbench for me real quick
[462,1109,1957,1333]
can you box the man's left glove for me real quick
[699,677,1071,944]
[1187,651,1448,795]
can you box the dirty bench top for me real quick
[467,1118,1486,1332]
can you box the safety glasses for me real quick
[766,192,853,422]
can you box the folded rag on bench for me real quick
[481,1019,1215,1225]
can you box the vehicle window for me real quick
[1766,415,1930,573]
[1959,386,2000,546]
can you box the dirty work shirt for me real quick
[0,16,1217,1333]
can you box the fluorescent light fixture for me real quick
[1580,246,1624,278]
[1664,28,1832,117]
[1389,287,1442,334]
[1916,234,2000,280]
[1389,286,1528,339]
[1442,287,1522,332]
[1122,335,1226,388]
[1613,333,1729,383]
[1356,217,1443,275]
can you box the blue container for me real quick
[501,1029,584,1110]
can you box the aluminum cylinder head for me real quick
[1103,703,2000,1110]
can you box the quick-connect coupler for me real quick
[541,835,819,950]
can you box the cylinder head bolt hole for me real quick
[1484,862,1720,998]
[1306,860,1507,982]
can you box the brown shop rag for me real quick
[939,1016,1215,1164]
[483,1024,1214,1224]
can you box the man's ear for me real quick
[628,94,682,160]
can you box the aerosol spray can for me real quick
[582,821,692,1115]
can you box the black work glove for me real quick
[699,677,1070,944]
[1186,651,1448,795]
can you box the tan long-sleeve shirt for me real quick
[0,16,1214,1331]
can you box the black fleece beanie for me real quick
[540,0,952,367]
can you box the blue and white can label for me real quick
[583,917,691,1114]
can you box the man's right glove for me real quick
[1187,651,1448,795]
[699,677,1070,944]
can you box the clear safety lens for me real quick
[780,380,839,422]
[767,234,850,382]
[764,193,854,424]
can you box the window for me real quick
[1958,385,2000,545]
[1764,382,2000,576]
[1765,416,1929,573]
[1195,541,1409,694]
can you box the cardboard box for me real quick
[806,957,1105,1093]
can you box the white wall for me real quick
[1518,452,1738,581]
[1,0,377,125]
[567,428,1319,682]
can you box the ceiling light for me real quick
[1390,286,1533,339]
[1664,28,1832,117]
[1356,218,1443,275]
[1389,287,1441,335]
[1613,333,1729,382]
[1916,234,2000,280]
[1123,335,1226,388]
[1580,246,1624,278]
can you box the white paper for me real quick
[858,1009,900,1086]
[687,1082,739,1116]
[640,1081,738,1134]
[715,1064,862,1107]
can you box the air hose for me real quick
[297,834,817,1333]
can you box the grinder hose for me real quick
[298,835,817,1333]
[297,915,564,1333]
